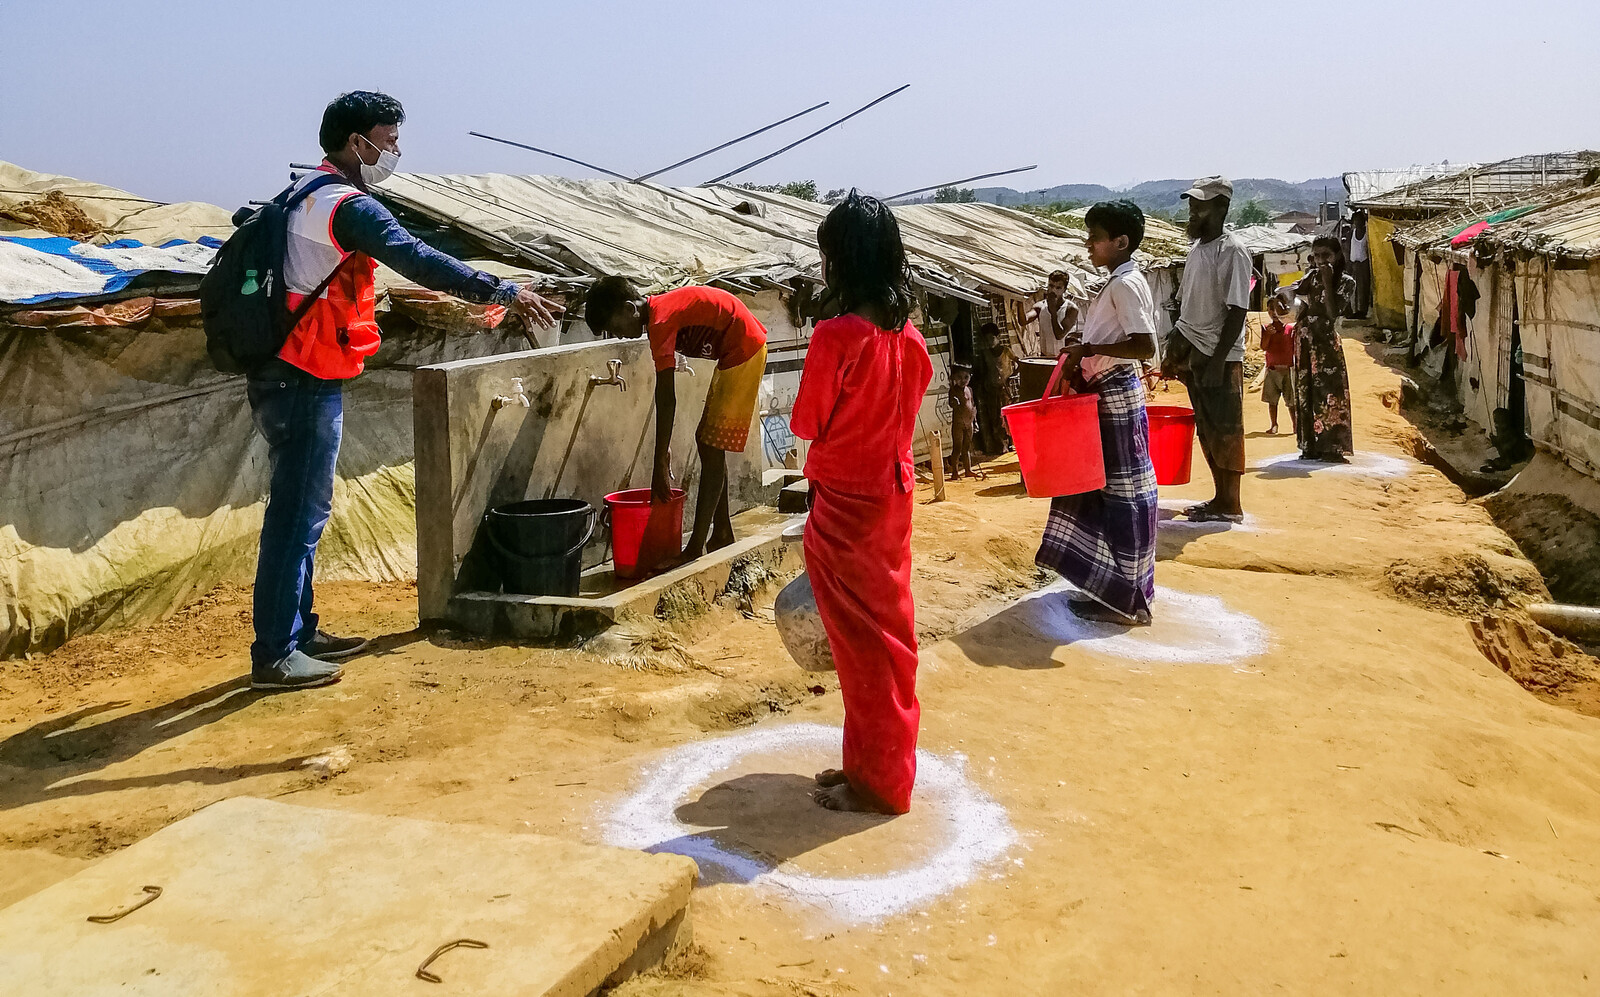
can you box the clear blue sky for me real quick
[3,0,1597,209]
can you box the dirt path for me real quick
[4,327,1599,994]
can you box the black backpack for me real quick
[201,173,352,374]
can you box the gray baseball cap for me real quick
[1181,176,1234,201]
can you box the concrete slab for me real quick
[450,508,802,639]
[0,797,696,996]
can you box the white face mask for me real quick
[355,133,400,185]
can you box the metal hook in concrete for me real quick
[415,938,489,983]
[87,885,162,924]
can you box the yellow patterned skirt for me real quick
[697,345,766,452]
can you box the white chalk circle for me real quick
[602,723,1017,923]
[1251,450,1411,478]
[1011,583,1269,666]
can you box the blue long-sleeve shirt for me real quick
[329,191,520,306]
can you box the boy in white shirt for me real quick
[1034,200,1159,626]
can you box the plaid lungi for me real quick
[1034,366,1158,618]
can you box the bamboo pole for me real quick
[927,430,946,502]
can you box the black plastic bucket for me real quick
[484,499,596,596]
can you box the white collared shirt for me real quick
[1079,261,1157,382]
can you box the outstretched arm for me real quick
[332,195,562,327]
[652,372,676,502]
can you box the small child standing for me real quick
[1259,296,1296,435]
[1036,200,1159,626]
[791,191,934,815]
[947,364,980,479]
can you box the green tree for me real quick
[737,180,819,201]
[934,186,977,203]
[1232,199,1271,226]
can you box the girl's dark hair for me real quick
[1311,235,1347,277]
[320,91,406,155]
[816,190,917,331]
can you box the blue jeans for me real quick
[247,371,344,667]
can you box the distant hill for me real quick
[970,177,1345,216]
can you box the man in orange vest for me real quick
[248,91,563,690]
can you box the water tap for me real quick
[491,376,531,410]
[589,358,628,391]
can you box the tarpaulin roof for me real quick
[0,161,235,245]
[1350,152,1600,213]
[371,173,1185,302]
[1343,163,1474,202]
[1230,225,1313,255]
[0,235,219,305]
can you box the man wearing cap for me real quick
[1169,176,1251,523]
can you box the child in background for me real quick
[791,191,934,814]
[1038,200,1159,626]
[1260,296,1297,436]
[948,364,980,479]
[973,322,1012,453]
[584,279,768,561]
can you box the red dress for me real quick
[790,314,933,813]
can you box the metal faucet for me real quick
[589,358,627,391]
[491,376,530,410]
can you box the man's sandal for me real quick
[1187,505,1244,524]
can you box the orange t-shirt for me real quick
[646,286,768,372]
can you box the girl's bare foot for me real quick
[813,782,895,813]
[814,768,849,787]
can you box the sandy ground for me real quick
[4,325,1600,994]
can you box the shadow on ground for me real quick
[0,679,312,814]
[950,588,1142,670]
[663,772,887,885]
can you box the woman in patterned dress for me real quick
[1291,236,1359,462]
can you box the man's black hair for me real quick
[319,91,406,155]
[816,190,917,331]
[1085,199,1146,252]
[1047,269,1071,284]
[978,321,1000,334]
[584,274,639,332]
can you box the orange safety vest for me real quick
[277,166,382,379]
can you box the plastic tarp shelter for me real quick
[0,160,235,245]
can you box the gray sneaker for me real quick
[251,650,343,690]
[302,630,369,661]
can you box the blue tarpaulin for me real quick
[0,235,222,305]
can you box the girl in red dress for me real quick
[790,192,934,814]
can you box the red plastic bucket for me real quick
[1001,356,1106,498]
[605,488,686,580]
[1147,405,1196,485]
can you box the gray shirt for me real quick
[1176,232,1253,361]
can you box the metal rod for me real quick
[0,188,165,205]
[702,84,911,186]
[884,165,1038,202]
[635,101,830,182]
[468,132,636,182]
